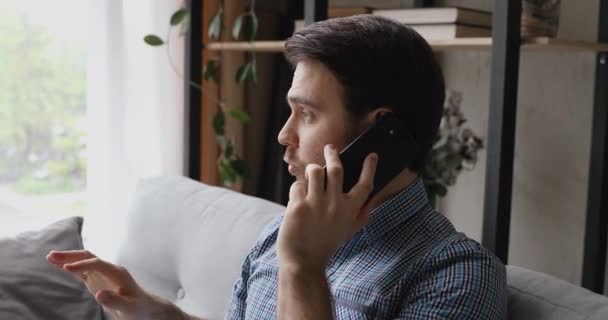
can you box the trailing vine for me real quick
[144,2,259,187]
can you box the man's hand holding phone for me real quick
[46,250,183,320]
[277,144,378,273]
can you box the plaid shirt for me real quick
[225,178,507,319]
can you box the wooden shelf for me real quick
[206,37,608,53]
[522,37,608,52]
[206,41,286,52]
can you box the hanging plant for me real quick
[423,90,484,206]
[143,1,258,188]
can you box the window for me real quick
[0,0,88,235]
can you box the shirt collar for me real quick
[362,177,431,242]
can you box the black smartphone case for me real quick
[324,113,418,201]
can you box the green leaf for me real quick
[219,161,237,186]
[234,61,256,84]
[218,169,230,186]
[232,13,257,41]
[230,158,250,178]
[222,172,237,183]
[143,35,164,46]
[170,9,189,26]
[179,14,191,36]
[208,11,223,40]
[250,61,257,84]
[435,184,448,197]
[228,108,251,124]
[232,14,244,40]
[216,135,233,159]
[216,135,228,149]
[244,12,259,42]
[235,62,252,83]
[212,111,225,135]
[224,141,234,158]
[203,60,219,82]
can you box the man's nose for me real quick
[278,117,298,147]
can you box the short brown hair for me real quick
[284,15,445,173]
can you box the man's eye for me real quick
[299,108,313,120]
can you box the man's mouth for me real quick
[284,157,301,177]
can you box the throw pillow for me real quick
[0,216,104,320]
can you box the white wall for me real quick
[333,0,600,286]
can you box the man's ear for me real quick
[366,107,393,125]
[354,107,393,134]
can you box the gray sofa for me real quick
[507,266,608,319]
[112,176,608,319]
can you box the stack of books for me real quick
[294,7,372,31]
[372,7,492,41]
[294,7,492,41]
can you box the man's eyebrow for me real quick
[286,95,319,109]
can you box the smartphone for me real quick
[324,112,418,201]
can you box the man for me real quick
[47,15,507,319]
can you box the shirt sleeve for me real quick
[224,251,252,320]
[224,215,284,320]
[397,239,508,320]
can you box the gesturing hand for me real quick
[277,144,378,273]
[47,250,178,320]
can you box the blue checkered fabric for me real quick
[225,178,507,319]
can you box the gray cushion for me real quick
[0,217,104,320]
[507,265,608,320]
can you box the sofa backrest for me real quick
[507,265,608,320]
[114,176,283,319]
[115,176,608,319]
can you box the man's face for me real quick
[278,59,362,181]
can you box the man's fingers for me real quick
[47,250,96,267]
[64,257,135,291]
[289,180,307,204]
[95,289,136,313]
[305,164,324,200]
[348,152,378,205]
[324,144,344,197]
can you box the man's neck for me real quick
[363,169,419,214]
